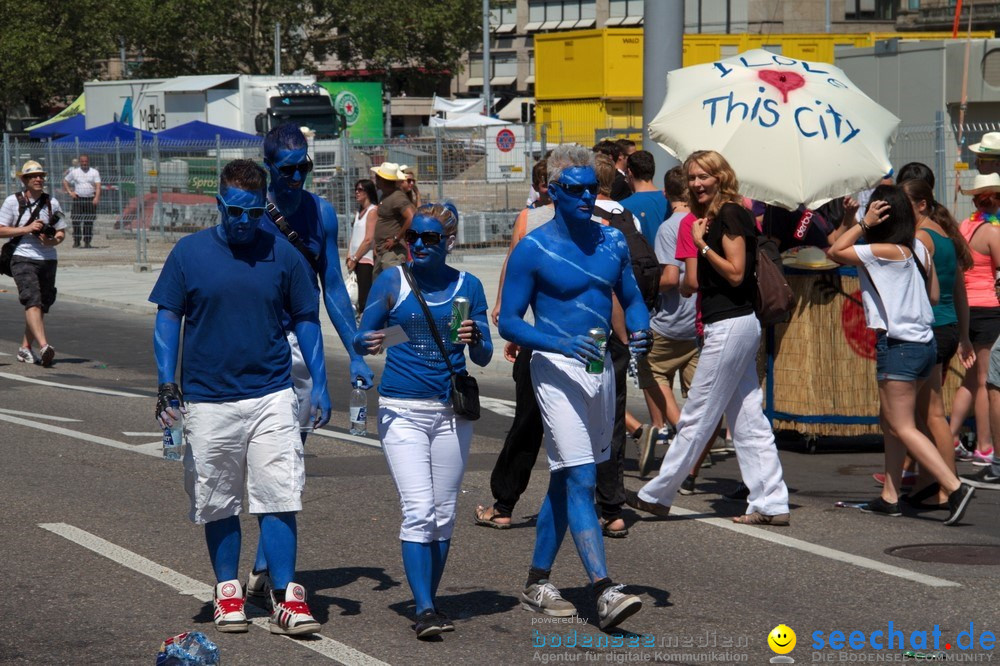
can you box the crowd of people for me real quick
[9,124,999,641]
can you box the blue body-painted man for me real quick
[246,124,375,599]
[151,159,330,636]
[498,145,651,631]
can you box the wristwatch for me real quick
[699,245,710,257]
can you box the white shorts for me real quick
[287,331,314,433]
[183,387,304,525]
[377,397,472,542]
[530,351,614,471]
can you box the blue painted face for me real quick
[217,185,266,245]
[406,215,449,269]
[550,166,598,225]
[266,147,310,191]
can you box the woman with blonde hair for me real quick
[627,150,790,525]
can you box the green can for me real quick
[586,328,607,374]
[449,297,470,343]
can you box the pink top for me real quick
[960,218,998,308]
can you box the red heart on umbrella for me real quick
[758,70,805,103]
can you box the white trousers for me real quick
[377,397,472,542]
[638,314,789,516]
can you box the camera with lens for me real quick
[38,210,63,239]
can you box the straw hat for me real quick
[969,132,1000,155]
[401,165,417,180]
[370,162,401,181]
[961,172,1000,195]
[17,160,46,178]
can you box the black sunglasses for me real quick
[554,181,599,196]
[404,230,444,246]
[217,195,267,220]
[275,157,313,177]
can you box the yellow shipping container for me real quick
[535,28,993,145]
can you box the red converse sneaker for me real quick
[269,582,320,635]
[213,580,248,633]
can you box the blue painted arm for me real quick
[352,268,398,356]
[318,201,374,389]
[154,308,181,384]
[612,248,652,355]
[465,280,494,367]
[293,316,331,428]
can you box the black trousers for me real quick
[71,197,96,245]
[489,348,544,516]
[354,263,373,313]
[595,335,629,521]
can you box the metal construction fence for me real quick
[1,118,996,268]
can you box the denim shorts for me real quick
[875,332,937,382]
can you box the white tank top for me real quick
[349,204,376,264]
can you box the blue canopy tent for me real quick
[28,114,86,140]
[156,120,262,144]
[53,121,154,143]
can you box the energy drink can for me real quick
[586,328,607,374]
[450,297,470,343]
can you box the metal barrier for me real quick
[2,119,996,268]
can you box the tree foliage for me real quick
[0,0,482,128]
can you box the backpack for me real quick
[753,227,794,326]
[592,206,660,310]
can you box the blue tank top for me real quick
[379,267,487,402]
[925,228,957,327]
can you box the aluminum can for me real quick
[450,297,470,343]
[586,328,607,374]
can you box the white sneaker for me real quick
[16,347,39,364]
[245,569,272,610]
[213,580,248,633]
[596,584,642,630]
[269,582,321,635]
[520,581,577,617]
[39,344,55,367]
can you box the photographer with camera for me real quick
[0,160,66,367]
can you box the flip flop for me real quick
[474,505,512,530]
[599,516,629,538]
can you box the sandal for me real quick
[599,516,629,538]
[474,505,512,529]
[732,511,790,526]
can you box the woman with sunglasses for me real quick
[348,179,377,312]
[627,150,790,525]
[353,203,493,639]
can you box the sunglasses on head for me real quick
[217,195,266,220]
[554,181,598,196]
[404,230,445,246]
[275,157,313,177]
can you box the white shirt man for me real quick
[62,154,101,248]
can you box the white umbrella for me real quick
[648,49,900,210]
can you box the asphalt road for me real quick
[1,297,998,665]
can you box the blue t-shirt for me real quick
[621,190,669,247]
[379,267,489,402]
[149,228,319,402]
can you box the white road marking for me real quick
[0,408,81,422]
[0,372,146,398]
[480,396,516,417]
[311,428,382,449]
[39,523,392,666]
[122,431,164,437]
[0,413,161,457]
[669,506,960,588]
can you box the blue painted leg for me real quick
[530,469,570,572]
[204,516,241,583]
[401,541,434,615]
[259,513,297,591]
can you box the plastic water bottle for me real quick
[162,398,183,461]
[349,380,368,436]
[155,631,220,665]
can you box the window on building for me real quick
[844,0,896,20]
[491,2,518,33]
[908,0,920,9]
[526,0,545,30]
[528,0,596,30]
[492,55,518,86]
[468,57,484,86]
[607,0,643,26]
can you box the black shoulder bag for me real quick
[1,193,49,277]
[265,202,322,275]
[400,265,481,421]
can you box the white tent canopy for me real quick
[432,96,483,115]
[429,114,509,128]
[429,95,508,128]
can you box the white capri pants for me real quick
[637,313,789,516]
[286,330,314,433]
[183,387,305,525]
[377,397,473,542]
[530,350,615,471]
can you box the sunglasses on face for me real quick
[404,230,445,246]
[217,195,266,220]
[554,181,598,197]
[25,174,45,180]
[275,157,313,178]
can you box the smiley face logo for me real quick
[768,624,796,654]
